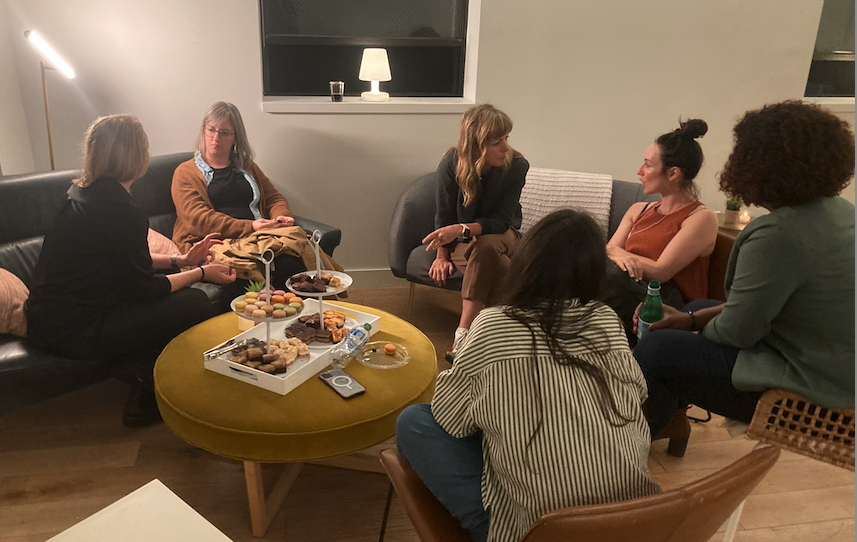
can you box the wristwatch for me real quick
[170,253,179,270]
[460,223,471,239]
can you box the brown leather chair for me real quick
[379,445,780,542]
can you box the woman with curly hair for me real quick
[422,104,529,360]
[634,100,855,437]
[398,209,659,542]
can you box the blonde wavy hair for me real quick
[74,114,149,188]
[195,101,255,170]
[451,104,515,207]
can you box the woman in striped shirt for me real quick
[396,209,660,542]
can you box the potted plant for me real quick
[724,196,743,225]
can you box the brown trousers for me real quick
[450,228,521,305]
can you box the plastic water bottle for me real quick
[637,281,664,340]
[329,323,372,369]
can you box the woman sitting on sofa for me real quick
[25,114,236,428]
[397,209,660,542]
[602,119,718,340]
[634,100,855,437]
[423,103,529,361]
[171,101,308,298]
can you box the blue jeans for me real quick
[396,403,489,542]
[634,300,762,436]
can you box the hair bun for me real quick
[679,119,708,139]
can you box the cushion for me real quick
[0,268,29,337]
[520,168,613,236]
[147,228,180,255]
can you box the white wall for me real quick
[3,0,830,279]
[0,0,34,174]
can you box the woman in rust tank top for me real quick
[603,119,718,340]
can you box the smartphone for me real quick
[319,368,365,399]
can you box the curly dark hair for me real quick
[719,100,855,207]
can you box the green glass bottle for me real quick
[637,281,664,340]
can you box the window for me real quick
[805,0,855,97]
[260,0,469,98]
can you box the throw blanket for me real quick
[519,167,613,236]
[210,226,343,282]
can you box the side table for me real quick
[154,301,437,536]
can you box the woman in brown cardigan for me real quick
[171,102,306,299]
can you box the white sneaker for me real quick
[445,328,469,363]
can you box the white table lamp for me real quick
[358,48,391,102]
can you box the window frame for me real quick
[258,0,481,114]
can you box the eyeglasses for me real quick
[205,126,235,138]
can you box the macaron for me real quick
[252,309,267,319]
[271,294,286,305]
[235,301,247,311]
[261,304,275,315]
[285,306,297,316]
[272,303,286,310]
[384,343,397,356]
[272,309,286,319]
[245,292,259,299]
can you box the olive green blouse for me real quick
[704,196,855,408]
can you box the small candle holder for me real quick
[739,209,751,224]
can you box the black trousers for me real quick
[30,288,218,386]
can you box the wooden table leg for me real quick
[244,461,304,537]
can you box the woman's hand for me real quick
[423,225,461,251]
[274,215,295,227]
[253,218,281,231]
[429,257,455,286]
[632,303,691,334]
[180,233,222,267]
[609,252,644,282]
[202,263,237,284]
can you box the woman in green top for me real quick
[634,100,855,436]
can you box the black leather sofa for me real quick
[0,152,341,416]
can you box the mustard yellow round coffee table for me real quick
[154,301,437,537]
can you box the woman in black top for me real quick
[26,114,236,427]
[423,104,529,360]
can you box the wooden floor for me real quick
[0,285,853,541]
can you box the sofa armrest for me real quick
[294,216,342,257]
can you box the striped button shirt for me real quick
[432,301,661,542]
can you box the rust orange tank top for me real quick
[624,200,709,302]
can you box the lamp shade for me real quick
[24,30,75,79]
[358,48,391,82]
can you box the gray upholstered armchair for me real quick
[388,169,658,319]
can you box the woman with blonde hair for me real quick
[26,114,235,427]
[171,102,307,299]
[423,104,529,360]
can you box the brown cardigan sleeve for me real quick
[171,159,293,253]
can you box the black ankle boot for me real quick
[122,379,162,428]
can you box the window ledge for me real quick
[262,96,475,114]
[803,96,855,113]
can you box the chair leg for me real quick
[722,500,744,542]
[406,282,415,321]
[378,482,395,542]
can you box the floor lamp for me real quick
[24,30,75,171]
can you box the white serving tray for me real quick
[203,299,380,396]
